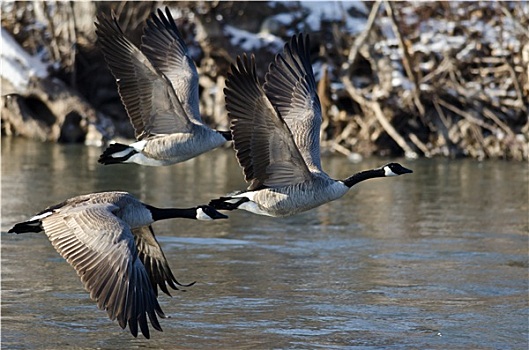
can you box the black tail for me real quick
[98,143,137,165]
[208,197,249,211]
[217,130,233,141]
[8,220,43,234]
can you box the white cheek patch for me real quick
[383,166,398,177]
[196,208,213,221]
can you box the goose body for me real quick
[220,175,346,217]
[209,35,412,217]
[96,8,230,166]
[214,164,410,217]
[8,191,227,338]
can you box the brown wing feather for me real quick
[264,34,323,172]
[141,7,202,123]
[132,225,193,297]
[95,13,191,139]
[225,54,311,190]
[40,203,163,338]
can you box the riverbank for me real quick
[1,1,527,160]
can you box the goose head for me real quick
[342,162,413,187]
[382,163,413,177]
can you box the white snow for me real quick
[269,13,297,26]
[300,1,368,34]
[225,25,284,52]
[1,27,49,92]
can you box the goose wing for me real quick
[225,54,311,190]
[95,13,192,140]
[141,7,203,124]
[132,225,192,297]
[41,202,163,339]
[264,34,323,172]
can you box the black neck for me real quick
[147,206,197,221]
[217,130,233,141]
[343,168,385,188]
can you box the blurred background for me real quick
[2,1,528,160]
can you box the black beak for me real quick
[401,166,413,174]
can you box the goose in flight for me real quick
[96,8,231,166]
[209,34,412,217]
[8,191,227,338]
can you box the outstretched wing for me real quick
[132,225,194,297]
[264,34,323,172]
[95,12,192,139]
[225,54,311,190]
[141,7,203,124]
[41,202,163,338]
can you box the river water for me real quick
[1,137,527,349]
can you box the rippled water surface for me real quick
[2,137,528,349]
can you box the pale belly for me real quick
[139,132,225,165]
[236,181,350,217]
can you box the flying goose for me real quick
[8,191,227,338]
[209,34,413,217]
[96,8,231,166]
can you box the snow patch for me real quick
[301,1,368,34]
[225,25,284,52]
[1,27,49,92]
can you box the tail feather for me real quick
[208,197,249,211]
[8,220,43,234]
[98,143,138,165]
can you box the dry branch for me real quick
[1,1,526,160]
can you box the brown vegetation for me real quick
[1,1,527,160]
